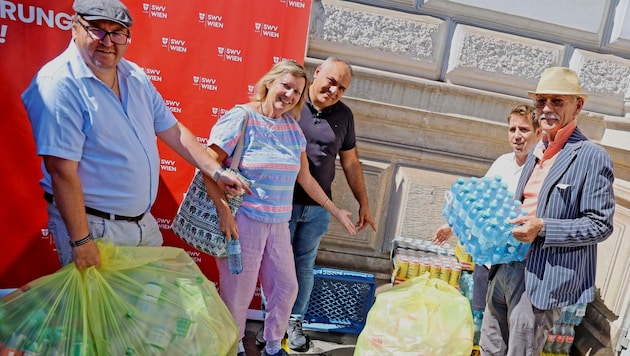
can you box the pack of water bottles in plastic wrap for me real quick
[442,176,530,265]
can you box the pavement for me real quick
[243,319,358,356]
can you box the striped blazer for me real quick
[515,127,615,310]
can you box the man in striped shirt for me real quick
[480,67,615,355]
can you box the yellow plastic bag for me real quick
[355,273,474,356]
[0,240,238,355]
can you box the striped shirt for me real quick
[209,105,306,223]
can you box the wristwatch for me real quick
[213,168,226,182]
[539,221,546,237]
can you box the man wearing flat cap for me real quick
[22,0,249,269]
[480,67,615,355]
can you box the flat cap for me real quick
[73,0,133,28]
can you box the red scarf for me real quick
[538,119,577,163]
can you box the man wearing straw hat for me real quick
[480,67,615,355]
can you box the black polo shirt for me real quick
[293,98,356,205]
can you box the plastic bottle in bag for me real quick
[138,282,163,315]
[1,332,27,355]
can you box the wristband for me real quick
[70,233,93,248]
[322,198,331,209]
[213,168,226,182]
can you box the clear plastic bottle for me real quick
[2,332,27,355]
[542,323,558,354]
[444,178,466,218]
[465,202,485,232]
[227,239,243,275]
[552,323,567,354]
[560,323,575,354]
[138,281,163,315]
[449,186,471,227]
[472,310,484,345]
[471,211,492,241]
[574,303,587,326]
[478,218,499,251]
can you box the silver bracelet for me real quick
[213,168,226,182]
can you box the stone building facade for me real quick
[307,0,630,354]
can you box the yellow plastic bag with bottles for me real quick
[0,240,238,355]
[355,273,474,356]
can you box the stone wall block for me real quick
[607,0,630,52]
[570,49,630,117]
[446,24,564,99]
[308,0,447,79]
[420,0,611,47]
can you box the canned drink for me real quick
[418,256,430,276]
[429,258,441,279]
[449,266,462,287]
[396,255,410,279]
[439,263,451,282]
[406,257,420,279]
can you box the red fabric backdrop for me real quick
[0,0,312,291]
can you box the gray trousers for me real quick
[480,261,560,356]
[47,202,162,266]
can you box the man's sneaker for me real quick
[261,349,289,356]
[287,318,310,352]
[255,324,266,349]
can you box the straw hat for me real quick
[527,67,588,100]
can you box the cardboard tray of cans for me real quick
[390,237,462,288]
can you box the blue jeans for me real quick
[288,204,330,317]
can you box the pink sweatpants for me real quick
[216,211,298,342]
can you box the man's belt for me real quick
[44,192,145,222]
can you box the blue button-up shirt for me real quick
[22,40,177,216]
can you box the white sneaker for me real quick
[287,318,309,352]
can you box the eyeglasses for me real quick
[76,18,131,45]
[534,97,568,109]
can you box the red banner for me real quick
[0,0,312,290]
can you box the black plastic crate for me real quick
[303,267,376,334]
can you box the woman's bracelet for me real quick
[69,233,93,248]
[213,167,226,182]
[322,198,331,209]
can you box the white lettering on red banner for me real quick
[142,3,168,18]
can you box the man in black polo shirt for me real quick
[287,57,377,351]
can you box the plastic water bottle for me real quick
[227,239,243,274]
[443,178,465,218]
[560,324,575,354]
[573,303,587,325]
[472,310,483,345]
[137,281,163,315]
[552,323,567,354]
[543,324,558,354]
[471,211,491,253]
[475,219,499,264]
[449,186,471,227]
[464,202,485,234]
[458,196,476,223]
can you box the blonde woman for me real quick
[203,60,356,356]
